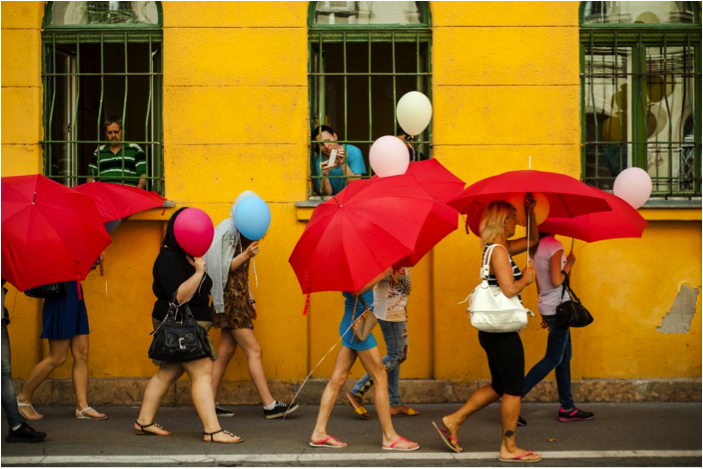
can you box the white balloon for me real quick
[613,167,652,209]
[369,136,410,178]
[396,91,433,136]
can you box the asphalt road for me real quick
[2,402,701,466]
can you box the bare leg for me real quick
[498,395,540,461]
[311,346,356,447]
[211,329,237,400]
[17,338,71,419]
[441,385,500,452]
[357,347,418,450]
[69,334,105,419]
[135,363,184,435]
[232,328,274,406]
[182,358,241,443]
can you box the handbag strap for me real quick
[480,244,501,280]
[560,272,581,304]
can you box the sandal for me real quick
[382,436,420,451]
[17,401,43,420]
[134,421,173,436]
[498,451,542,463]
[76,407,107,420]
[202,428,243,444]
[390,406,420,416]
[343,391,370,420]
[309,435,347,448]
[432,421,461,453]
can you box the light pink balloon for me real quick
[613,167,652,209]
[369,136,410,178]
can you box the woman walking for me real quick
[519,233,593,425]
[205,193,297,420]
[17,255,107,421]
[345,267,418,419]
[435,198,541,463]
[134,208,241,443]
[310,268,419,450]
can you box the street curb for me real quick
[13,377,701,406]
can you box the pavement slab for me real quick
[2,402,701,466]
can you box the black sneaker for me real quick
[215,402,235,418]
[263,401,299,420]
[6,422,47,443]
[517,415,527,427]
[558,407,594,422]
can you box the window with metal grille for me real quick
[308,1,432,198]
[41,1,164,194]
[580,2,702,199]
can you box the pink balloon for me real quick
[174,208,215,257]
[613,167,652,209]
[369,136,410,177]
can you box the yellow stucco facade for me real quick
[1,2,700,398]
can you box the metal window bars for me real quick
[580,30,701,198]
[41,29,164,194]
[308,30,432,198]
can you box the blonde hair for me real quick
[479,201,516,247]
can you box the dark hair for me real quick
[311,125,335,141]
[396,125,411,139]
[103,116,123,131]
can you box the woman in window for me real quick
[310,268,419,450]
[435,199,541,463]
[204,192,298,420]
[345,267,418,419]
[134,208,241,444]
[311,125,366,196]
[17,255,107,421]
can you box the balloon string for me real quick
[252,257,258,288]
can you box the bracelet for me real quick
[243,252,250,260]
[249,299,256,305]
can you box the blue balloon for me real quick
[233,196,271,241]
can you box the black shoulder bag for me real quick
[555,272,594,328]
[24,283,68,299]
[148,291,212,362]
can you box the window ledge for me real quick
[639,198,701,221]
[295,197,331,220]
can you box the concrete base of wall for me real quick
[14,378,701,406]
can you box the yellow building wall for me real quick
[1,1,700,388]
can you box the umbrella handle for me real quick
[391,274,398,285]
[100,260,105,276]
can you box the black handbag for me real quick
[555,273,593,328]
[24,282,68,299]
[148,292,212,362]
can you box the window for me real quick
[42,1,164,193]
[580,1,701,198]
[308,1,432,197]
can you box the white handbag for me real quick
[461,244,534,333]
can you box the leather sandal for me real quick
[343,391,370,420]
[134,420,172,436]
[202,428,243,444]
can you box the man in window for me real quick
[88,116,147,189]
[311,125,366,196]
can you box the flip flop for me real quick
[343,392,370,420]
[75,406,107,420]
[309,435,347,448]
[432,421,461,453]
[498,451,542,463]
[382,436,420,451]
[17,402,43,420]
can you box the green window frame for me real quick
[307,1,432,198]
[41,1,164,194]
[579,2,702,200]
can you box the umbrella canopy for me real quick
[1,175,111,291]
[73,181,166,222]
[390,159,465,267]
[538,188,648,243]
[289,173,437,294]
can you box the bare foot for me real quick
[389,405,419,416]
[204,429,242,444]
[17,400,43,420]
[383,435,419,450]
[499,447,542,462]
[134,421,172,436]
[441,415,462,452]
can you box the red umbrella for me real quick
[448,170,612,236]
[389,159,465,267]
[289,174,437,295]
[74,182,166,222]
[1,175,111,291]
[538,188,648,242]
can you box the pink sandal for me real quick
[382,436,419,451]
[309,435,347,448]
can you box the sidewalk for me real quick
[2,403,701,466]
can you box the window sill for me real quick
[295,197,330,221]
[639,198,701,222]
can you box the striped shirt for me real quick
[89,143,146,186]
[484,243,523,301]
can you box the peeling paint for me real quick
[657,284,701,334]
